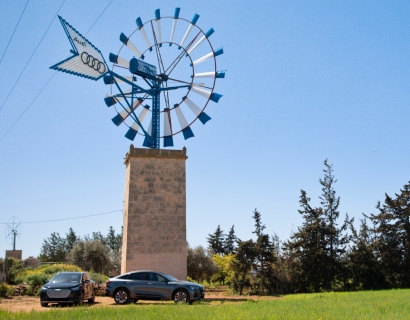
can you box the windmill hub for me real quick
[157,73,168,82]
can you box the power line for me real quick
[85,0,114,35]
[0,0,66,112]
[0,0,115,143]
[0,210,123,225]
[0,71,57,143]
[0,0,30,65]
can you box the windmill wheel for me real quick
[5,216,21,249]
[104,8,225,148]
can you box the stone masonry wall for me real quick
[121,145,188,280]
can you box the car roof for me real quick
[56,271,86,274]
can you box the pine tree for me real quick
[252,209,266,237]
[65,228,78,252]
[284,191,327,292]
[206,225,226,255]
[38,232,66,262]
[347,218,385,290]
[231,239,255,294]
[106,226,122,252]
[251,210,276,294]
[369,181,410,287]
[224,225,237,254]
[283,160,350,292]
[319,160,351,291]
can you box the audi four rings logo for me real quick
[81,52,106,74]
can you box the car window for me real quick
[129,272,148,280]
[117,274,131,280]
[51,273,81,283]
[149,273,158,281]
[157,274,167,282]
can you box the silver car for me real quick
[105,270,205,304]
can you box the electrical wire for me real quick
[0,0,66,112]
[85,0,114,35]
[0,71,57,142]
[0,0,30,65]
[0,210,123,225]
[0,0,115,143]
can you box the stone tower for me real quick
[121,145,188,280]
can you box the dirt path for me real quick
[0,292,281,313]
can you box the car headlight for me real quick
[71,286,81,291]
[189,285,199,291]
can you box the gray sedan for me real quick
[105,270,205,305]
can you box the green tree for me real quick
[212,253,235,285]
[5,257,23,284]
[250,211,276,294]
[252,209,266,237]
[187,245,218,282]
[65,227,78,252]
[207,225,226,255]
[38,232,66,262]
[106,226,122,252]
[231,239,255,294]
[224,225,237,254]
[105,226,122,276]
[254,233,276,294]
[67,239,111,274]
[284,192,327,292]
[368,181,410,287]
[284,160,350,292]
[347,218,385,290]
[319,160,351,291]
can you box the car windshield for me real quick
[50,273,81,283]
[160,273,178,282]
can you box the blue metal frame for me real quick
[51,9,225,149]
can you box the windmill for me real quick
[51,8,225,148]
[5,216,21,250]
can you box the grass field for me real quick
[1,289,409,319]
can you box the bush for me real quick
[0,283,14,298]
[89,272,108,285]
[5,258,24,284]
[26,273,48,287]
[0,283,9,297]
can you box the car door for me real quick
[127,272,149,298]
[146,272,172,299]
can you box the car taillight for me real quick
[107,280,112,285]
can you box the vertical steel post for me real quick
[151,84,161,149]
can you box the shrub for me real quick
[5,258,24,284]
[26,273,48,287]
[0,283,9,297]
[89,272,108,285]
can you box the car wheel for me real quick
[76,291,84,306]
[40,302,48,307]
[114,288,130,305]
[173,289,189,304]
[88,290,95,303]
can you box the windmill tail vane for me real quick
[51,8,225,149]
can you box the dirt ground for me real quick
[0,290,281,313]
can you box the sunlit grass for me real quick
[1,289,410,319]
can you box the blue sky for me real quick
[0,0,409,259]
